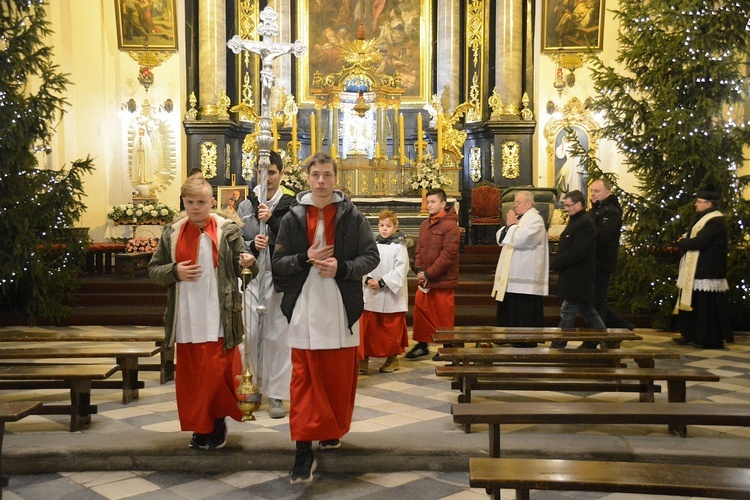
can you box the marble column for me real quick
[495,0,523,112]
[198,0,226,112]
[436,0,461,111]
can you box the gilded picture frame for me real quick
[115,0,179,51]
[296,0,432,105]
[542,0,605,52]
[217,186,248,214]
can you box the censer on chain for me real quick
[236,264,261,420]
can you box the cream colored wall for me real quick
[44,1,186,242]
[532,0,636,192]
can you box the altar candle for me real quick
[375,141,380,158]
[399,114,405,165]
[272,116,279,151]
[331,143,338,159]
[292,113,298,159]
[417,113,423,162]
[310,113,316,155]
[437,114,443,164]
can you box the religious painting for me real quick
[542,0,605,51]
[543,97,600,205]
[217,186,248,215]
[296,0,432,104]
[115,0,178,51]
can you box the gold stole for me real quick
[673,210,723,313]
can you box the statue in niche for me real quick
[133,125,156,185]
[554,130,588,205]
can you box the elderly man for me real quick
[491,191,549,340]
[589,178,634,330]
[550,189,606,348]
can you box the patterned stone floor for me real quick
[2,326,749,499]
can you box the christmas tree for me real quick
[0,1,94,323]
[577,0,750,327]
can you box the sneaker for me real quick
[319,439,341,450]
[358,357,369,375]
[290,447,317,484]
[206,418,227,449]
[405,344,429,359]
[189,432,208,450]
[269,398,286,419]
[379,356,399,373]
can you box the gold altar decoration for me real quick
[200,141,218,179]
[543,97,600,186]
[501,141,521,179]
[465,0,488,123]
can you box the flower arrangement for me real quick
[281,153,308,193]
[108,202,177,225]
[408,157,450,192]
[126,237,158,254]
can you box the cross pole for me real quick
[227,6,306,385]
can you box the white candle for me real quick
[399,114,405,165]
[437,114,443,164]
[310,113,316,155]
[417,113,423,162]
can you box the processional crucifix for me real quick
[227,7,306,419]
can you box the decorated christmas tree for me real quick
[0,1,94,323]
[577,0,750,327]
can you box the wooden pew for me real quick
[470,457,750,500]
[0,329,173,384]
[435,365,719,413]
[0,365,119,431]
[452,401,750,444]
[1,402,42,491]
[437,346,679,368]
[0,344,160,403]
[433,327,642,349]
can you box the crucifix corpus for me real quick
[226,6,306,420]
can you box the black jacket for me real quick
[677,208,728,280]
[272,191,380,329]
[551,210,597,303]
[236,190,294,258]
[590,194,622,274]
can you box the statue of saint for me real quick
[133,125,156,185]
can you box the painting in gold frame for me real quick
[115,0,179,51]
[217,186,248,214]
[542,0,605,52]
[296,0,432,105]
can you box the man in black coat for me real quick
[550,190,606,348]
[589,178,634,330]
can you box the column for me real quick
[198,1,226,112]
[436,0,461,112]
[495,0,523,113]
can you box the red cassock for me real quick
[289,347,358,442]
[358,310,409,359]
[175,339,243,433]
[412,289,455,343]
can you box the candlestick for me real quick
[437,114,443,164]
[399,114,405,165]
[272,116,279,151]
[417,113,423,162]
[310,113,316,155]
[375,141,380,159]
[331,143,338,159]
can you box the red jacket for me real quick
[414,206,460,289]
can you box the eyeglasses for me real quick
[562,203,577,208]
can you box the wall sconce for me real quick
[548,50,587,97]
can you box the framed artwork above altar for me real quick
[115,0,178,51]
[542,0,605,51]
[296,0,432,105]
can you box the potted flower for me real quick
[107,202,177,225]
[408,157,451,214]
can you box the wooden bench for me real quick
[433,327,642,350]
[0,344,160,403]
[1,402,42,491]
[437,346,679,368]
[452,401,750,443]
[435,365,719,410]
[0,364,119,431]
[0,329,173,384]
[470,457,750,500]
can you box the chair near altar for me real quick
[467,181,502,245]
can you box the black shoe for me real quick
[405,344,429,359]
[189,432,208,450]
[672,336,691,345]
[206,418,227,449]
[579,342,600,349]
[290,446,317,484]
[319,439,341,450]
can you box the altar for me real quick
[351,195,461,241]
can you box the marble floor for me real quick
[2,326,749,499]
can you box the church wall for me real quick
[43,1,186,242]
